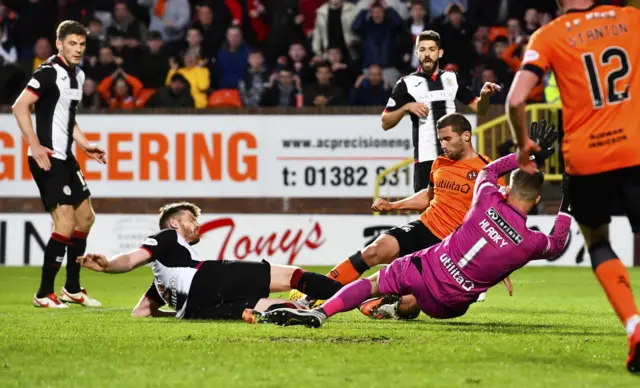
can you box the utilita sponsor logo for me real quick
[435,179,470,194]
[199,218,325,264]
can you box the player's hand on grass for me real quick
[528,118,558,167]
[31,144,54,171]
[77,253,109,272]
[371,198,395,213]
[81,143,107,164]
[405,102,429,118]
[480,82,502,97]
[503,276,513,296]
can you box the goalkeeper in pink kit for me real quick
[255,120,572,327]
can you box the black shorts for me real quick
[568,165,640,233]
[413,160,434,193]
[383,220,442,257]
[28,156,91,212]
[184,260,271,320]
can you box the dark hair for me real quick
[148,30,163,41]
[510,169,545,201]
[416,30,441,49]
[410,0,426,8]
[56,20,88,41]
[371,1,384,9]
[436,113,472,135]
[88,18,103,26]
[316,60,331,71]
[158,202,201,229]
[249,47,263,55]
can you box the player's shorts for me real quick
[568,165,640,233]
[382,219,442,257]
[28,156,91,212]
[413,160,434,193]
[184,259,271,320]
[378,251,469,319]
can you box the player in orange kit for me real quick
[506,0,640,373]
[290,113,511,318]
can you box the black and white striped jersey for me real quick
[25,55,85,161]
[384,70,477,163]
[140,229,203,318]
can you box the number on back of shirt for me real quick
[582,46,631,109]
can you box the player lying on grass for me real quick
[290,113,511,316]
[76,202,342,321]
[250,146,571,327]
[358,118,559,320]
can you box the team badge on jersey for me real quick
[63,185,71,196]
[467,170,478,180]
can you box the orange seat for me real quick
[208,89,242,108]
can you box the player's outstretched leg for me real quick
[267,276,378,328]
[270,264,342,303]
[59,199,101,307]
[289,234,399,306]
[34,205,76,308]
[583,225,640,373]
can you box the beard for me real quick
[419,58,439,74]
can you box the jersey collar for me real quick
[565,3,598,13]
[53,55,75,73]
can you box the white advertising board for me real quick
[0,214,633,267]
[0,114,476,198]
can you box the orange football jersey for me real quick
[420,154,500,240]
[522,5,640,175]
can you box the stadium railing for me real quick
[373,103,563,215]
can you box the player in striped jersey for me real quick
[12,21,105,309]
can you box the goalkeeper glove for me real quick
[559,173,571,213]
[528,119,558,167]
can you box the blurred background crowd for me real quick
[0,0,630,110]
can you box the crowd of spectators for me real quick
[0,0,629,110]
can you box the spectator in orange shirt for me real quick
[501,35,543,102]
[97,68,144,110]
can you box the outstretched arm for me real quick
[473,153,518,200]
[77,248,152,273]
[535,175,572,259]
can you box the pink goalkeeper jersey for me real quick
[422,154,572,308]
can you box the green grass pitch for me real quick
[2,266,640,387]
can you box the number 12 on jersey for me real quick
[582,47,631,109]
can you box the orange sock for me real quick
[327,259,363,285]
[594,259,639,326]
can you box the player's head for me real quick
[554,0,592,12]
[56,20,88,66]
[436,113,473,160]
[159,202,202,245]
[507,169,544,211]
[415,30,443,75]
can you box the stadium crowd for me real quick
[0,0,627,110]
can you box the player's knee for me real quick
[580,223,609,248]
[76,208,96,231]
[362,236,396,266]
[52,206,76,235]
[588,241,618,270]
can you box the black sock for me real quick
[65,232,87,293]
[36,233,71,298]
[349,251,370,275]
[290,269,342,300]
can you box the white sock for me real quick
[625,315,640,336]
